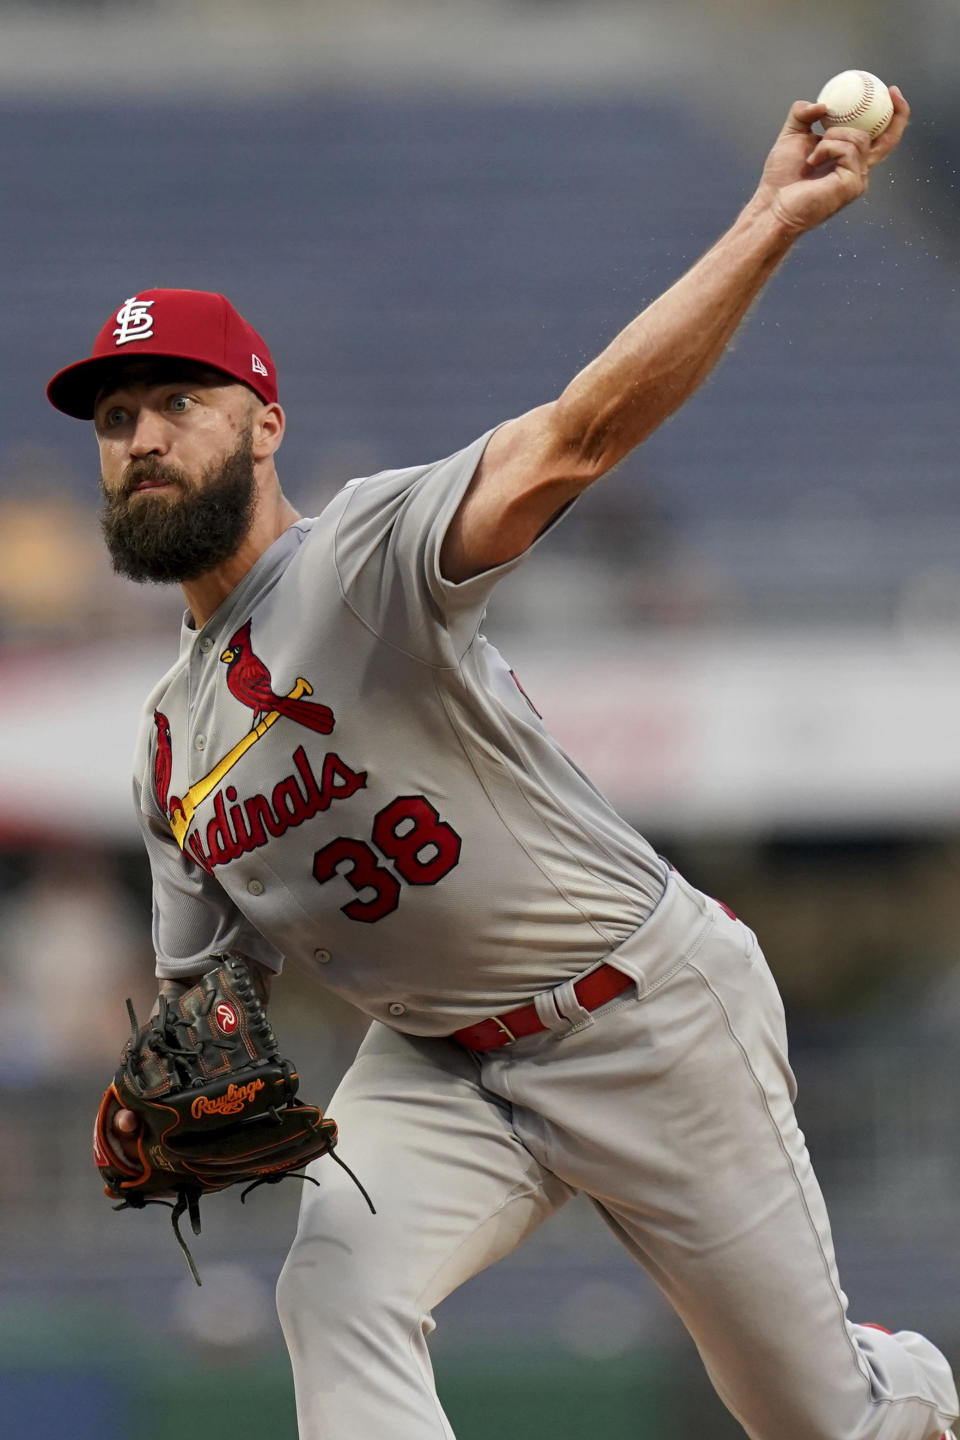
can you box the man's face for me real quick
[96,363,259,583]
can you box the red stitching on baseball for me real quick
[828,72,874,125]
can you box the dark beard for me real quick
[99,431,256,584]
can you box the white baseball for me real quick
[816,70,894,138]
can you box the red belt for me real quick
[452,963,634,1052]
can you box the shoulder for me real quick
[333,433,500,541]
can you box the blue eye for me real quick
[169,395,190,413]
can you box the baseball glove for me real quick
[94,954,374,1284]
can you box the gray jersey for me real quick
[134,429,666,1036]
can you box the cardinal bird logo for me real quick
[153,710,173,814]
[220,620,335,734]
[153,709,186,822]
[153,620,337,854]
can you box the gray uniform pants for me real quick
[277,871,958,1440]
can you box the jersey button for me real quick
[195,734,207,751]
[199,637,214,654]
[388,1002,407,1017]
[247,878,265,896]
[314,948,331,965]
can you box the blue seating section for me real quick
[3,96,958,593]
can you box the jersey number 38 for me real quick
[311,794,462,923]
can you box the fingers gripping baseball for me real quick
[758,87,909,235]
[112,1107,143,1166]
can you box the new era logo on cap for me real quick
[46,288,279,419]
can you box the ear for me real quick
[251,401,285,461]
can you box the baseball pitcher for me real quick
[49,92,959,1440]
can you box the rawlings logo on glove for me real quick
[94,954,374,1283]
[190,1078,266,1118]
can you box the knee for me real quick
[275,1236,319,1342]
[276,1207,409,1347]
[277,1224,363,1336]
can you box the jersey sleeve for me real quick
[333,426,567,665]
[135,775,285,981]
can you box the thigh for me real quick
[288,1021,573,1313]
[484,906,954,1440]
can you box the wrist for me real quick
[740,186,806,248]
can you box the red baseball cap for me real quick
[46,288,278,419]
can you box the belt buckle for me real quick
[491,1015,517,1045]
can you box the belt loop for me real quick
[534,978,593,1035]
[554,977,593,1029]
[533,987,570,1033]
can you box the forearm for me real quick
[554,196,796,474]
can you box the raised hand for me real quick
[754,87,910,235]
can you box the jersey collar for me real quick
[178,521,310,657]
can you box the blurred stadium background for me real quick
[2,0,960,1435]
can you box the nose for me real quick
[128,408,170,459]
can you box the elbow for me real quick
[548,393,631,484]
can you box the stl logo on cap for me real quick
[113,296,155,347]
